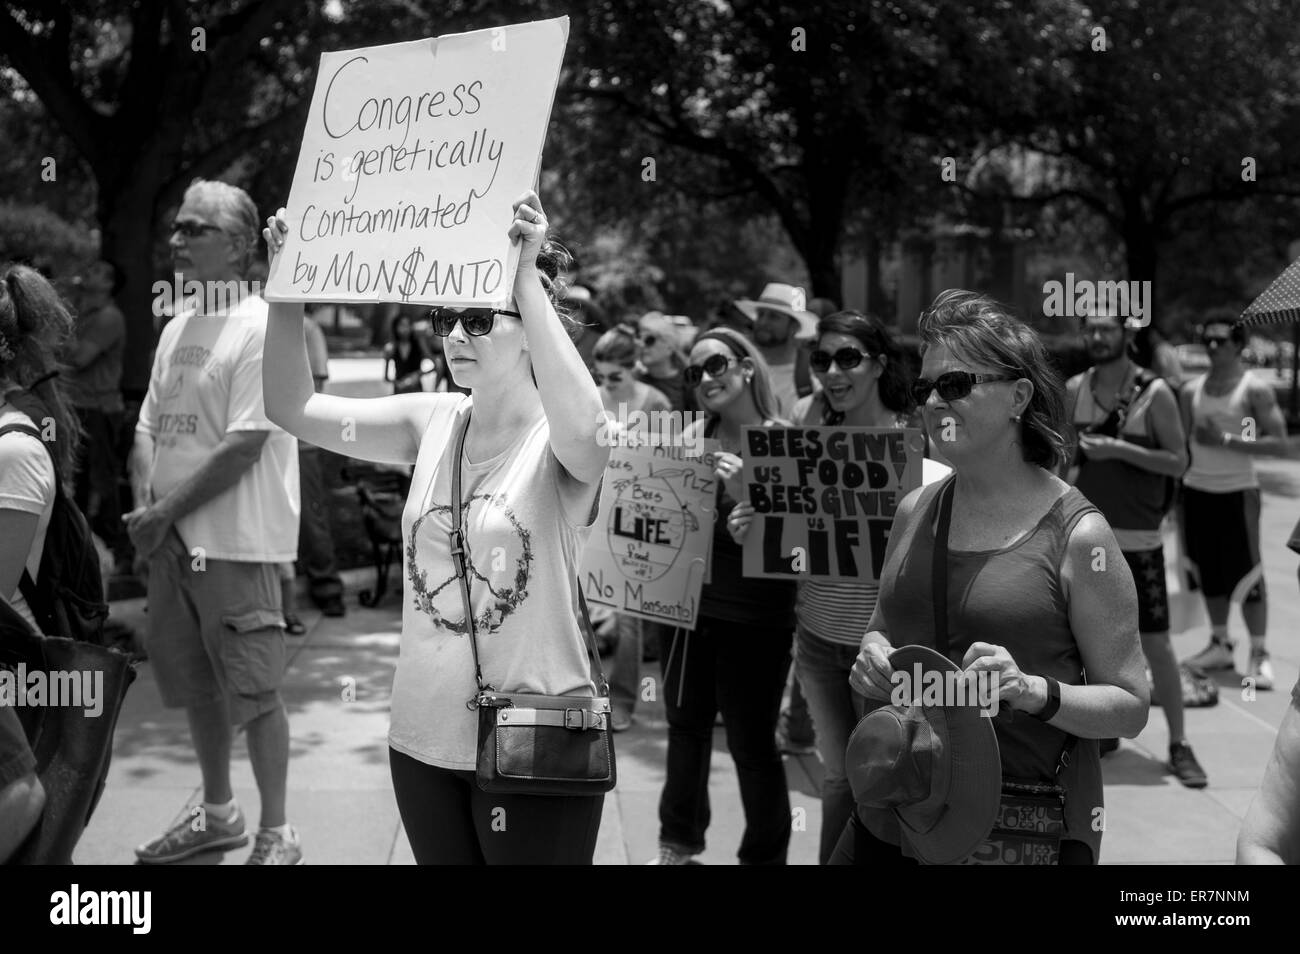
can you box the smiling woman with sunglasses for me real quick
[837,289,1149,866]
[262,191,611,865]
[727,310,949,862]
[650,328,799,865]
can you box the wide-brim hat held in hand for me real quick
[846,644,1001,864]
[733,282,819,340]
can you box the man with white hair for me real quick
[127,179,302,864]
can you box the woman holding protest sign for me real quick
[728,309,947,863]
[650,327,798,865]
[263,191,611,865]
[591,325,670,731]
[836,289,1149,865]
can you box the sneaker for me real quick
[1168,741,1208,789]
[1185,638,1236,672]
[135,806,248,864]
[646,843,698,865]
[1249,652,1275,691]
[245,826,304,865]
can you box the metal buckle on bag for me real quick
[448,529,467,578]
[467,687,507,711]
[564,708,601,731]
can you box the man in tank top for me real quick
[1066,311,1206,786]
[1179,316,1289,691]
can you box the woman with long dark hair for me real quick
[728,310,948,863]
[0,265,84,629]
[0,264,85,860]
[837,289,1149,865]
[651,327,798,865]
[264,193,610,864]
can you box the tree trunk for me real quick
[1122,203,1159,321]
[865,232,887,318]
[99,183,161,395]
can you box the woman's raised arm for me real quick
[262,211,451,465]
[508,191,608,487]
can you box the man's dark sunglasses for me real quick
[810,346,875,373]
[1202,335,1232,348]
[911,371,1017,405]
[683,353,735,387]
[172,220,223,238]
[429,307,523,337]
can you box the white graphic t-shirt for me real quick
[390,396,603,770]
[136,295,299,562]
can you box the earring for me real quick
[1011,413,1022,423]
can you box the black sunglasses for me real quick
[429,307,523,337]
[172,220,224,238]
[636,333,658,347]
[810,347,875,373]
[683,354,736,387]
[593,368,632,386]
[1202,335,1232,348]
[911,371,1018,405]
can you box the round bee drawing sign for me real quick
[580,448,715,629]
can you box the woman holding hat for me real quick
[651,327,798,865]
[840,290,1149,865]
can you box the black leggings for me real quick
[389,749,604,865]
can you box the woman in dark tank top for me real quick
[835,290,1150,866]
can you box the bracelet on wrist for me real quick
[1031,675,1062,722]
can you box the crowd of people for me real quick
[2,178,1300,865]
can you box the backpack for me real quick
[0,391,110,644]
[1072,368,1179,518]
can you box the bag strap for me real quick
[932,475,1080,776]
[930,477,955,661]
[448,411,609,696]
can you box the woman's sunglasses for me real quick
[636,333,658,347]
[593,368,632,386]
[810,347,875,373]
[911,371,1017,406]
[683,354,735,387]
[429,307,523,337]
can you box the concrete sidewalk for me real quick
[76,457,1300,865]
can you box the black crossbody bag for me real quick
[448,412,616,796]
[930,479,1074,865]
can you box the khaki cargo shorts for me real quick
[145,528,286,725]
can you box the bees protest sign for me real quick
[740,426,924,581]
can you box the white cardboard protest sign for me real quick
[265,17,569,306]
[580,447,717,631]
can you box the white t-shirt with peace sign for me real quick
[390,395,602,770]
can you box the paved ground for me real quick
[73,370,1300,862]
